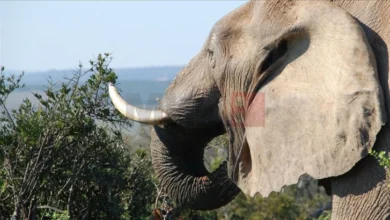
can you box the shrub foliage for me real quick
[0,54,155,219]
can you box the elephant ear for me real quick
[237,1,387,197]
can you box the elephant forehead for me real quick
[209,2,258,51]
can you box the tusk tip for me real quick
[108,83,118,94]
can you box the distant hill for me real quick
[2,66,182,111]
[6,66,183,85]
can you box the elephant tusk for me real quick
[108,83,169,125]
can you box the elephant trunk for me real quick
[150,125,240,210]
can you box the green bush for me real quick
[0,54,155,219]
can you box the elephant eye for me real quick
[259,39,288,74]
[207,49,216,68]
[207,49,214,57]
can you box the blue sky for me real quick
[0,1,245,72]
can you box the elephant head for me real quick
[109,0,387,210]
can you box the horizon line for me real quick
[2,64,185,74]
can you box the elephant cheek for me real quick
[245,92,266,127]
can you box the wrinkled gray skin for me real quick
[147,0,390,218]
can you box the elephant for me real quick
[108,0,390,219]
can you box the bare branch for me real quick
[37,205,66,214]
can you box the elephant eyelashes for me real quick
[259,39,288,75]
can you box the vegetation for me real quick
[0,54,156,219]
[369,149,390,187]
[0,54,331,219]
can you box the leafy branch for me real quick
[369,149,390,187]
